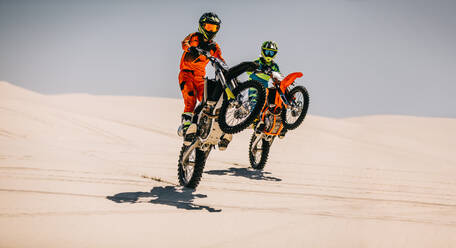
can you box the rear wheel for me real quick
[177,145,208,188]
[248,133,270,170]
[219,80,266,134]
[281,86,309,130]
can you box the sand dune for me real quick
[1,81,455,247]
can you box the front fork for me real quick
[218,73,251,117]
[275,84,290,107]
[217,71,235,101]
[275,84,300,115]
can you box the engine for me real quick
[263,112,282,134]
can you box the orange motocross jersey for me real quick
[180,32,225,77]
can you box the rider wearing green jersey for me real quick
[248,41,287,138]
[248,41,280,109]
[247,41,280,88]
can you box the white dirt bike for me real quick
[178,48,266,188]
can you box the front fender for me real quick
[280,72,303,92]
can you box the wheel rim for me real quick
[182,148,196,183]
[225,87,257,127]
[286,90,304,124]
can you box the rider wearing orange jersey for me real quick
[178,12,231,149]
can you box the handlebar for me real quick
[194,47,211,58]
[259,68,283,85]
[194,47,228,71]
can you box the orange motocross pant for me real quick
[179,70,205,113]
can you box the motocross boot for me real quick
[218,134,232,151]
[177,112,193,137]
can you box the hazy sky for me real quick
[1,0,455,117]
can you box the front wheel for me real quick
[281,86,309,130]
[177,145,208,188]
[248,133,271,170]
[218,80,266,134]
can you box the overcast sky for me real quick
[1,0,455,117]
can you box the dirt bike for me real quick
[178,48,266,188]
[249,71,309,170]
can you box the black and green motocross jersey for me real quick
[247,57,280,87]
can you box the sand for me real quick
[1,81,455,247]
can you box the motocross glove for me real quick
[187,46,199,55]
[206,43,217,52]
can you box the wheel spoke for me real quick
[254,139,263,164]
[223,87,260,128]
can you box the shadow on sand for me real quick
[205,167,282,182]
[107,186,221,212]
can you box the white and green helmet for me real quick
[261,41,278,63]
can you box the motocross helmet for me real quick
[261,41,278,63]
[198,12,221,41]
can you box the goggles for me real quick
[203,23,219,32]
[263,49,277,57]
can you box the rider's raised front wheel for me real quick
[249,133,271,170]
[177,145,208,188]
[218,80,266,134]
[281,85,309,130]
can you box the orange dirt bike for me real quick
[249,71,309,170]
